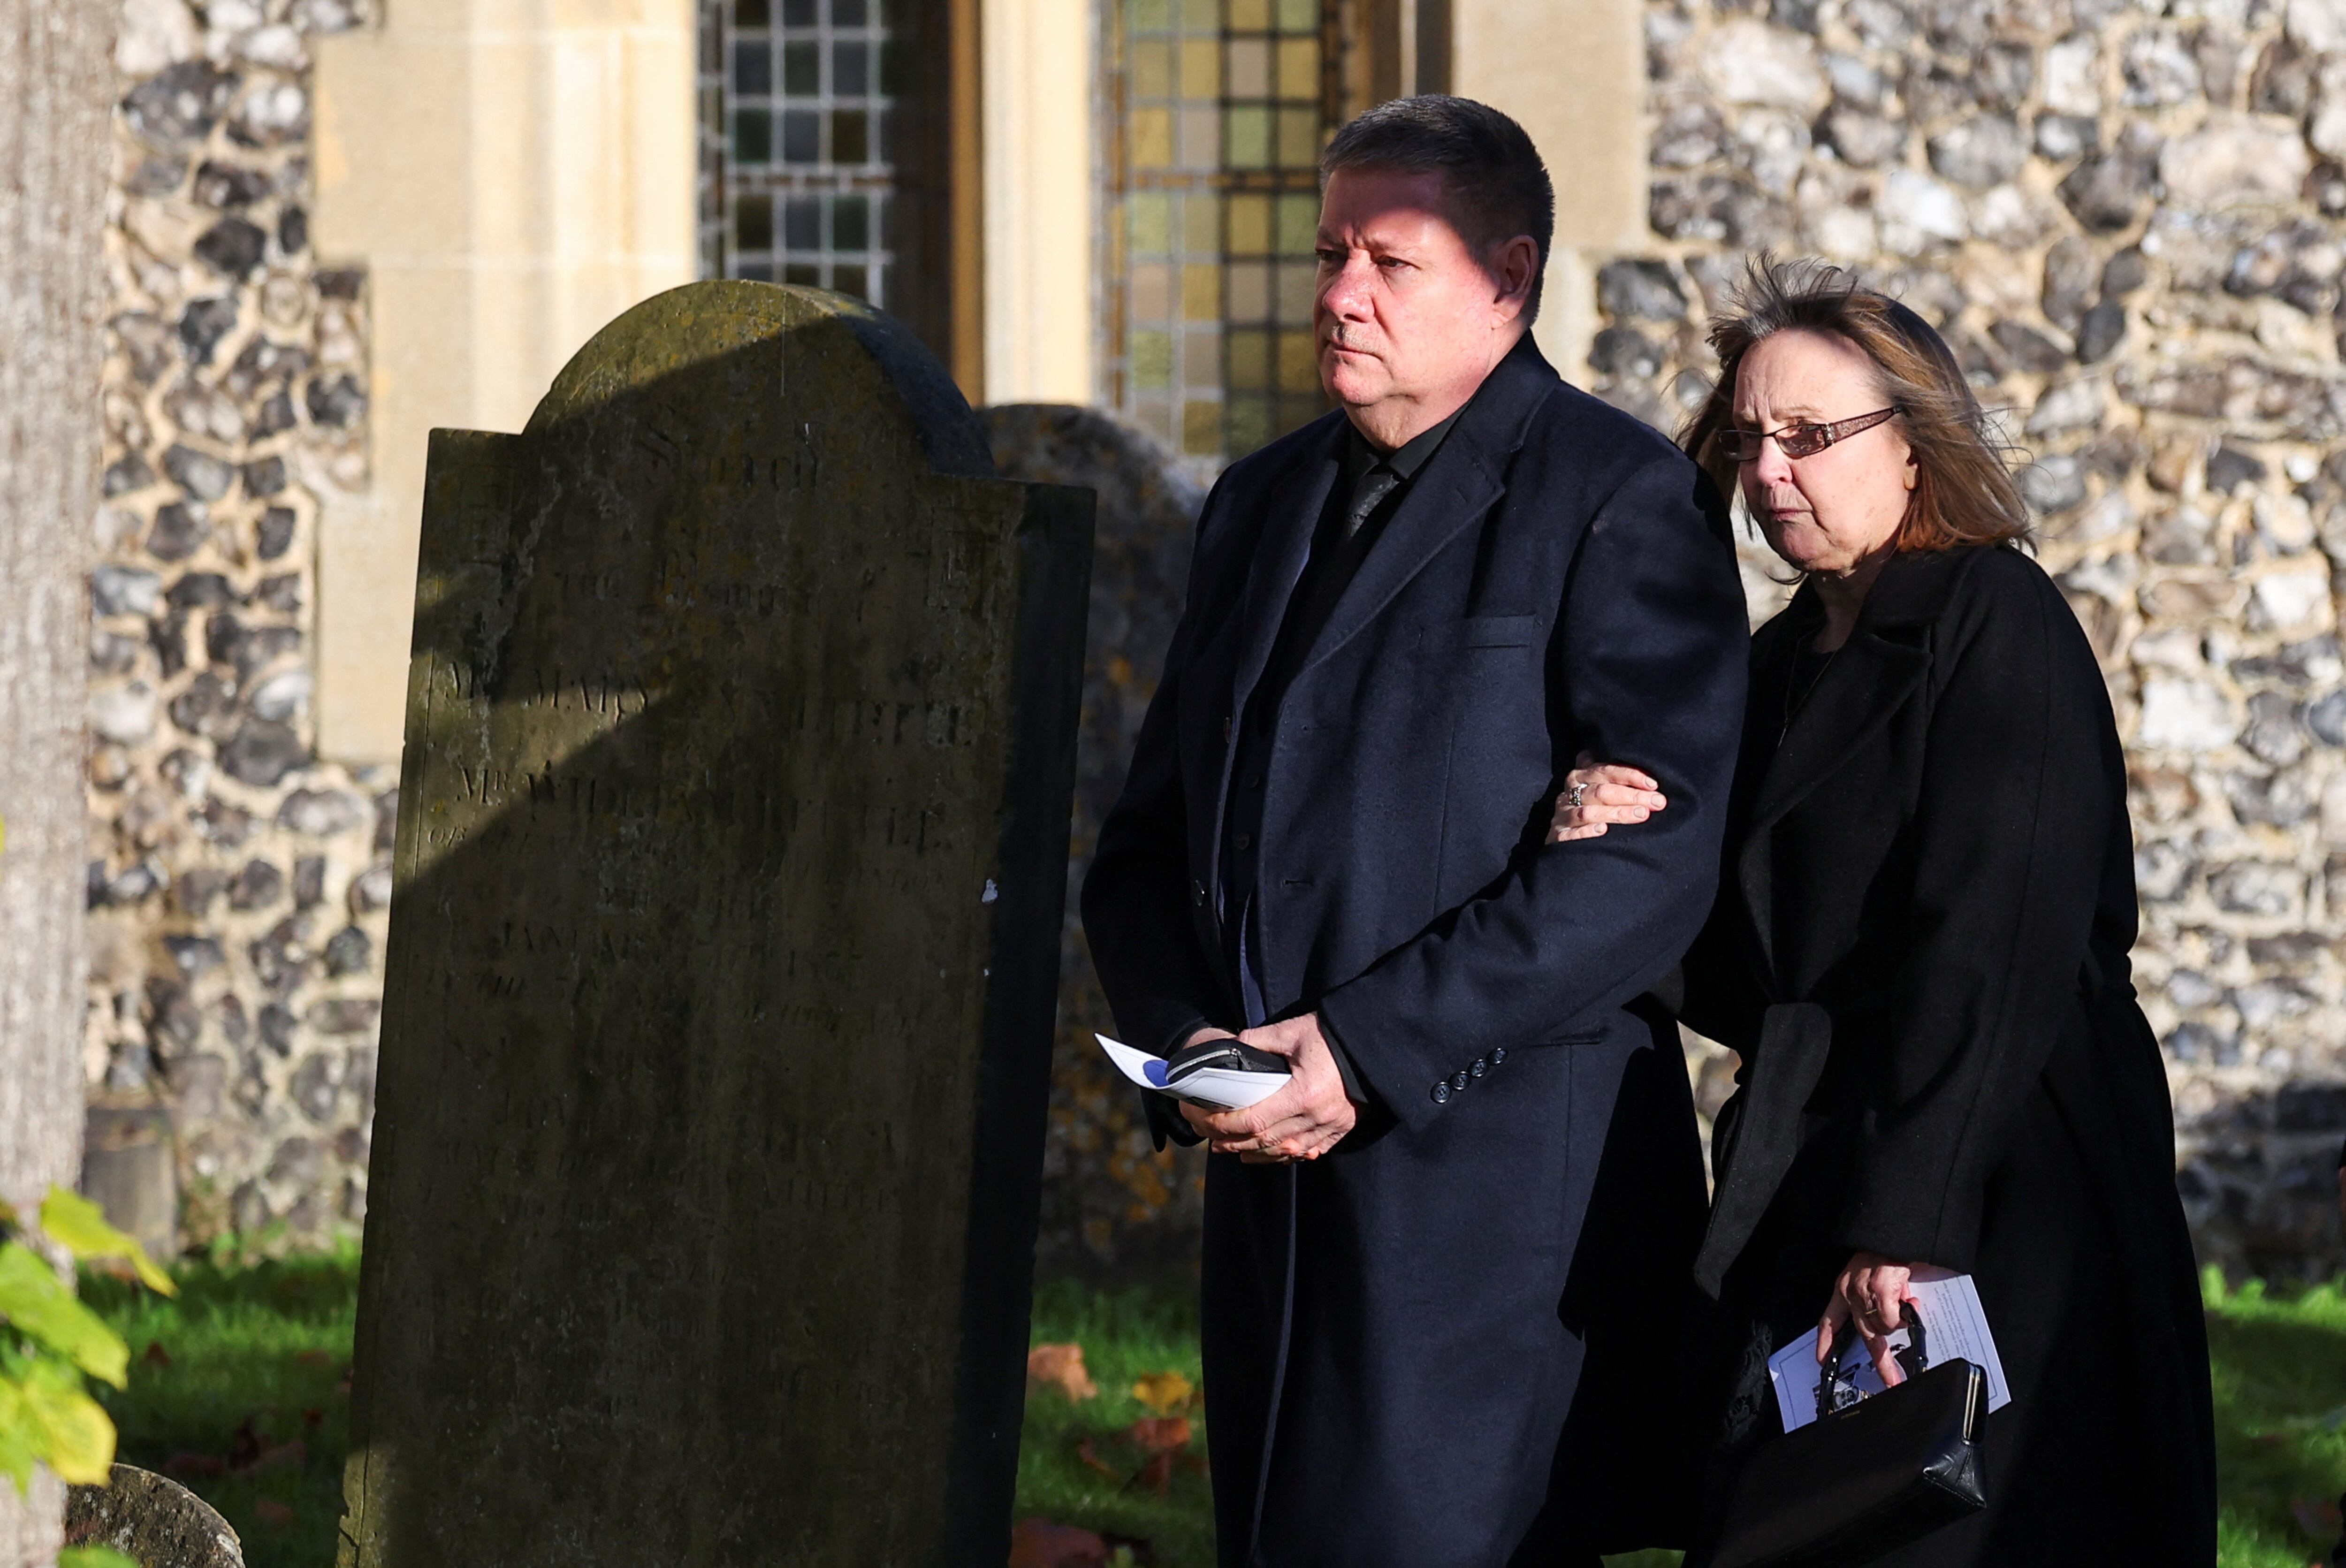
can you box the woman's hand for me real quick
[1816,1252,1916,1387]
[1547,752,1669,843]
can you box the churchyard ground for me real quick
[72,1249,2346,1568]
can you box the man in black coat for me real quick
[1080,96,1750,1566]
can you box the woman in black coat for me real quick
[1552,260,2217,1563]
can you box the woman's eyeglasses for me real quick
[1716,406,1898,463]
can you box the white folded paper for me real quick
[1767,1268,2012,1432]
[1095,1033,1291,1110]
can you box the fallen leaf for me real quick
[2292,1495,2341,1539]
[252,1501,294,1527]
[1008,1517,1107,1568]
[141,1342,171,1369]
[1124,1452,1173,1495]
[1130,1370,1192,1416]
[1027,1343,1099,1402]
[1074,1437,1122,1480]
[227,1418,263,1471]
[1102,1534,1155,1567]
[162,1453,223,1481]
[1126,1416,1190,1454]
[294,1349,333,1367]
[240,1439,307,1477]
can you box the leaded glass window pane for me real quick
[698,0,905,305]
[1109,0,1333,462]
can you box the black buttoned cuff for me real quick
[1426,1047,1508,1107]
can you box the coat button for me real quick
[1245,773,1263,789]
[1470,1058,1487,1078]
[1191,879,1205,906]
[1490,1046,1507,1065]
[1431,1081,1452,1105]
[1451,1070,1469,1091]
[1236,833,1253,851]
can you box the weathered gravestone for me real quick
[340,282,1093,1568]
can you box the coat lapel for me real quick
[1736,551,1970,980]
[1224,424,1343,732]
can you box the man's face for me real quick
[1313,167,1528,442]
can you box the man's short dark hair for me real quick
[1319,95,1554,319]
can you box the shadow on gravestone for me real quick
[66,1464,244,1568]
[338,283,1094,1568]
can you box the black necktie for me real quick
[1344,465,1400,537]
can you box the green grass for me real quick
[2206,1268,2346,1568]
[74,1252,2346,1568]
[80,1244,358,1568]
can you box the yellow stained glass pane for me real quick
[1273,0,1313,29]
[1226,106,1272,169]
[1276,192,1318,254]
[1131,0,1170,26]
[1132,330,1173,389]
[1133,40,1173,98]
[1182,192,1221,252]
[1276,106,1319,166]
[1183,331,1222,389]
[1181,0,1219,31]
[1132,107,1175,168]
[1181,263,1223,320]
[1131,262,1173,321]
[1183,400,1223,455]
[1275,37,1317,99]
[1179,103,1221,168]
[1278,329,1319,392]
[1228,0,1269,28]
[1179,37,1219,94]
[1228,329,1273,391]
[1228,37,1271,97]
[1228,194,1272,257]
[1130,193,1172,254]
[1228,261,1273,320]
[1227,396,1273,455]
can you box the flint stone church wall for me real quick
[80,0,2346,1278]
[1609,0,2346,1279]
[90,0,385,1246]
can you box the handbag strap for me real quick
[1814,1300,1930,1413]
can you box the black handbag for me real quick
[1710,1303,1989,1568]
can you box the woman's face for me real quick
[1732,328,1917,578]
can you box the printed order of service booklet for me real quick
[1095,1033,1292,1110]
[1766,1269,2013,1432]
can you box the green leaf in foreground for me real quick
[0,1375,38,1492]
[62,1547,142,1568]
[17,1360,114,1484]
[40,1189,175,1297]
[0,1245,128,1387]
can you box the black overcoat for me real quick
[1082,340,1752,1567]
[1679,544,2218,1565]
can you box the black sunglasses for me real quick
[1717,406,1898,463]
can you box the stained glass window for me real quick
[700,0,910,307]
[1111,0,1334,461]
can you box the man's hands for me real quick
[1177,1014,1359,1163]
[1817,1251,1916,1387]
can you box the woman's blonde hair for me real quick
[1679,255,2033,553]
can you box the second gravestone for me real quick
[339,283,1092,1567]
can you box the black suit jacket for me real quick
[1082,339,1751,1565]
